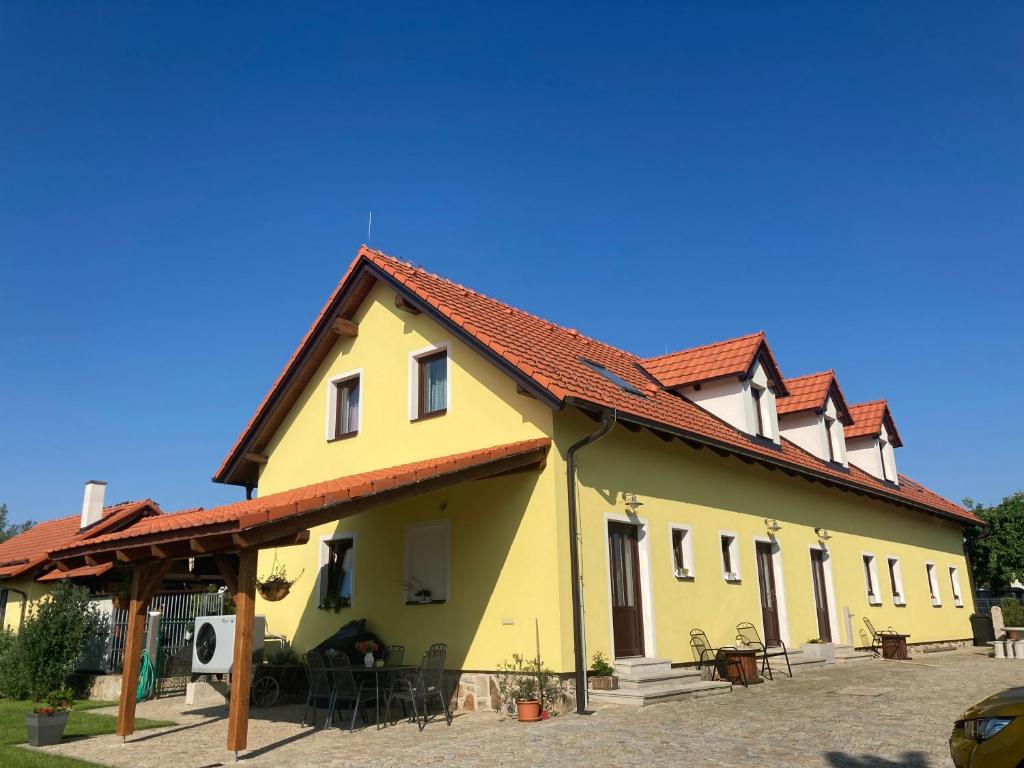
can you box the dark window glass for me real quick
[752,387,766,437]
[721,536,734,574]
[333,377,360,438]
[319,538,355,608]
[418,351,448,418]
[580,359,646,398]
[863,555,875,597]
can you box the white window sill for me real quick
[931,598,942,607]
[893,596,906,606]
[673,568,694,580]
[867,597,882,606]
[723,572,741,583]
[954,599,964,608]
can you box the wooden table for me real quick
[880,634,910,660]
[719,648,763,685]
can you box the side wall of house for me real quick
[251,280,569,671]
[553,410,973,668]
[0,577,52,633]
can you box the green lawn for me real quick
[0,699,175,768]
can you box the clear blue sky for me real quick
[2,3,1021,525]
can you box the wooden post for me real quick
[226,547,257,755]
[115,560,171,740]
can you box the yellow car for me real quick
[951,687,1024,767]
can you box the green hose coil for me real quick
[136,649,155,703]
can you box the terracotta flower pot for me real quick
[257,582,291,602]
[516,699,542,722]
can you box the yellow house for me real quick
[0,488,161,633]
[203,245,978,709]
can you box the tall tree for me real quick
[965,492,1024,590]
[0,504,34,544]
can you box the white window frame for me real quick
[403,520,451,603]
[862,552,882,606]
[324,368,363,441]
[925,561,941,606]
[949,565,964,608]
[408,342,452,421]
[317,531,357,608]
[668,523,695,579]
[720,531,741,582]
[886,556,906,606]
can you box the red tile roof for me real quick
[0,501,161,579]
[642,332,788,392]
[214,246,974,525]
[36,563,114,582]
[845,400,903,447]
[51,439,551,555]
[776,371,852,424]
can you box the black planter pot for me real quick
[25,711,69,747]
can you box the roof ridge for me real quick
[8,499,153,530]
[848,399,887,408]
[642,330,765,363]
[784,369,834,382]
[364,247,640,362]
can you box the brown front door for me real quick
[608,522,645,658]
[755,541,782,647]
[810,549,832,642]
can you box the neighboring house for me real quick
[206,246,978,670]
[0,483,161,632]
[44,246,981,711]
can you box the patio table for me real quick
[352,663,418,729]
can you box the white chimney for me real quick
[80,481,107,530]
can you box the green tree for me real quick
[964,492,1024,590]
[0,503,33,543]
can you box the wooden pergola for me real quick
[47,438,549,757]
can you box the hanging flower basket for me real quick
[255,561,303,602]
[257,581,292,602]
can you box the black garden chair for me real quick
[324,651,377,730]
[735,621,792,680]
[385,642,452,730]
[689,628,748,687]
[301,651,334,728]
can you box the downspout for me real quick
[566,409,616,715]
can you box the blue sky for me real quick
[1,3,1021,524]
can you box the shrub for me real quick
[1001,597,1024,627]
[0,581,107,700]
[590,651,614,677]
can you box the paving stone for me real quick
[26,648,1024,767]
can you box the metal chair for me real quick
[863,617,909,657]
[382,644,405,665]
[324,652,375,730]
[736,622,792,680]
[301,651,334,728]
[385,642,452,730]
[689,629,747,687]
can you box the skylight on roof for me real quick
[580,359,646,397]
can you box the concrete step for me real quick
[612,657,672,677]
[833,645,874,663]
[615,666,703,689]
[786,651,828,668]
[588,679,732,708]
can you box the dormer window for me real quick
[824,416,837,463]
[879,439,892,482]
[751,386,768,438]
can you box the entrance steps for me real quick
[587,657,731,708]
[832,644,874,663]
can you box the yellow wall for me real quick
[253,280,569,669]
[0,577,52,633]
[250,279,974,673]
[557,411,974,666]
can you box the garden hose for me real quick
[136,649,155,703]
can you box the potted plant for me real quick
[355,640,379,668]
[1001,598,1024,640]
[799,637,836,663]
[495,654,565,722]
[26,689,73,747]
[588,651,618,690]
[256,563,303,602]
[320,592,350,613]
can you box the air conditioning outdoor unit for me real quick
[192,614,266,675]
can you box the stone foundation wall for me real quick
[449,672,576,714]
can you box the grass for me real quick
[0,698,176,767]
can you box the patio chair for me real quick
[689,628,747,687]
[736,622,792,680]
[385,642,453,730]
[324,652,376,730]
[301,651,334,728]
[382,644,405,665]
[863,617,909,657]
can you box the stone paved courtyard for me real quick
[33,648,1024,767]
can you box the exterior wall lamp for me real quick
[815,527,832,546]
[623,493,643,513]
[764,518,782,535]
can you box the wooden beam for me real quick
[213,555,239,596]
[330,317,359,337]
[394,294,421,315]
[257,530,310,550]
[190,535,234,554]
[243,452,269,465]
[226,548,258,754]
[115,559,170,741]
[646,427,674,443]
